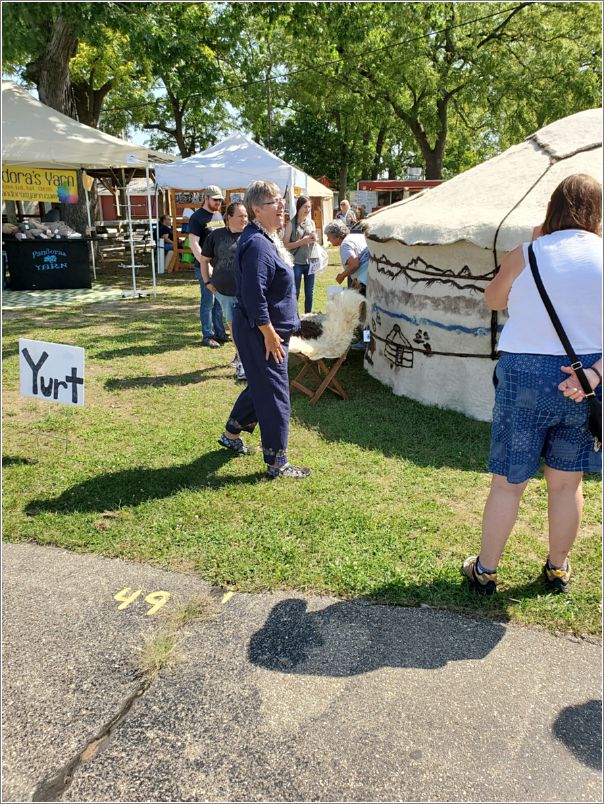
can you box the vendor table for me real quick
[3,239,91,291]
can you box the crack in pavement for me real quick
[30,587,227,801]
[30,676,151,802]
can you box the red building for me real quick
[357,179,443,211]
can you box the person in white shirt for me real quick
[463,173,602,597]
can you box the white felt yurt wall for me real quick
[364,109,602,422]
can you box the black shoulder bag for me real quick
[528,243,601,452]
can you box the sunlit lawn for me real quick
[2,251,601,636]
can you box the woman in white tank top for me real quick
[462,174,602,597]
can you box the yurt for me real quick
[364,109,602,421]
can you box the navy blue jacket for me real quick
[234,224,299,336]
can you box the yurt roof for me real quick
[367,108,602,254]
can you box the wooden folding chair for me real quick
[290,348,350,404]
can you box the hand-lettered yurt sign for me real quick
[363,108,602,421]
[2,165,79,203]
[19,338,84,407]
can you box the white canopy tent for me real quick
[364,108,602,421]
[155,132,307,197]
[154,132,333,243]
[2,80,173,295]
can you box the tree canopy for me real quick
[2,1,601,190]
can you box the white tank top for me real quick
[498,229,602,355]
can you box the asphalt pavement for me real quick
[2,542,601,802]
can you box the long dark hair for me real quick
[294,195,310,222]
[542,174,602,236]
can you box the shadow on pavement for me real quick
[553,699,602,769]
[249,597,505,675]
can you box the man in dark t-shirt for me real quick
[188,185,228,347]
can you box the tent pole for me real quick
[145,161,157,299]
[124,174,137,294]
[84,181,97,281]
[156,188,162,277]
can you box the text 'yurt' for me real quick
[364,109,602,421]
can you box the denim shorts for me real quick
[489,352,602,483]
[214,291,236,323]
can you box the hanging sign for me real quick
[19,338,85,407]
[2,165,79,203]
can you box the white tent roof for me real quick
[2,81,172,170]
[368,108,602,253]
[154,132,332,198]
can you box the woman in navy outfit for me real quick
[218,180,311,480]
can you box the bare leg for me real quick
[544,467,583,566]
[479,473,529,569]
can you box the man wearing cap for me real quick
[188,186,230,348]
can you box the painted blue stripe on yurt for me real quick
[371,304,504,337]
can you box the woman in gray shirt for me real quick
[284,196,317,313]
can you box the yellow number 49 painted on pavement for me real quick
[114,587,171,615]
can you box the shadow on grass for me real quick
[92,338,193,360]
[104,365,232,390]
[25,449,265,515]
[367,575,560,620]
[2,455,37,467]
[249,595,505,676]
[289,353,604,481]
[290,352,491,471]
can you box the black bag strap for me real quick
[527,243,595,398]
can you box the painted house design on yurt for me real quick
[364,109,602,421]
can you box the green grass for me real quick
[2,253,601,636]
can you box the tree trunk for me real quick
[338,160,349,200]
[25,15,90,233]
[370,124,388,180]
[60,172,89,235]
[424,154,442,180]
[5,201,19,224]
[73,79,114,128]
[24,15,78,118]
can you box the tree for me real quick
[125,3,236,157]
[264,1,601,181]
[2,2,137,231]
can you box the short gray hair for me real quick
[244,180,281,221]
[324,219,350,239]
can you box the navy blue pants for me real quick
[226,309,291,466]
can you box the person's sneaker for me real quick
[267,463,311,479]
[228,354,239,367]
[216,334,232,344]
[218,433,248,455]
[461,556,497,596]
[202,337,221,349]
[543,559,572,593]
[235,362,247,382]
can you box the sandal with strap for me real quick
[218,434,248,455]
[267,463,311,479]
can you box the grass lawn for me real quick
[2,251,601,636]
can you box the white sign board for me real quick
[350,190,378,212]
[19,338,85,407]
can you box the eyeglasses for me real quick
[262,197,285,207]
